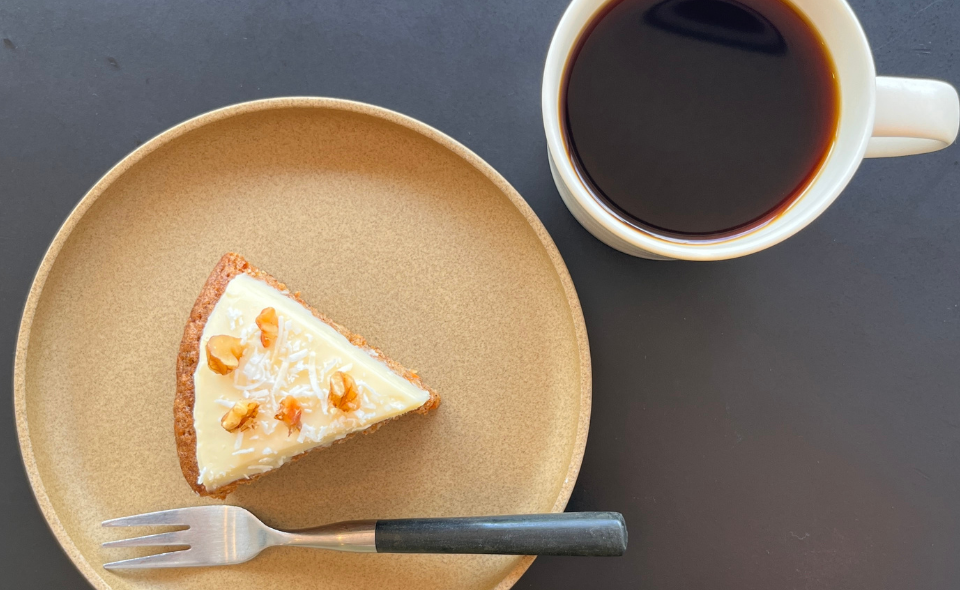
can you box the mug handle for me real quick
[865,77,959,158]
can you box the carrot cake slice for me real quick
[175,253,440,498]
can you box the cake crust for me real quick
[174,252,440,498]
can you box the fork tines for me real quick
[101,508,196,570]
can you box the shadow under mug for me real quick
[542,0,960,261]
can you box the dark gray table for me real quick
[2,1,958,588]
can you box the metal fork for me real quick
[101,506,627,569]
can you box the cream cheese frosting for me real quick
[193,273,430,491]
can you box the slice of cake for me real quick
[175,253,440,498]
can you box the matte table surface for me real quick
[2,1,958,588]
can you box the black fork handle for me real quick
[374,512,627,556]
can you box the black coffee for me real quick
[562,0,839,238]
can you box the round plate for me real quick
[14,98,590,590]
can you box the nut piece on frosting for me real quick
[221,400,259,432]
[206,335,246,375]
[256,307,279,348]
[329,371,361,412]
[275,395,303,434]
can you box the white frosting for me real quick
[193,273,430,491]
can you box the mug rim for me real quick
[542,0,877,260]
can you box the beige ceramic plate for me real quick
[14,98,590,590]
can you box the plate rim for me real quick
[13,96,592,590]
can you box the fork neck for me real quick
[273,520,377,552]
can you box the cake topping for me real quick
[329,371,361,412]
[274,395,303,434]
[206,335,246,375]
[221,400,260,432]
[191,271,434,492]
[256,307,279,348]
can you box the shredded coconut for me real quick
[227,307,243,330]
[287,384,311,397]
[307,354,326,411]
[239,323,256,346]
[237,378,268,391]
[287,349,309,363]
[291,360,305,378]
[271,359,290,396]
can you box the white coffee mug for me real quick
[542,0,960,261]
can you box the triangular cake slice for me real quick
[175,253,440,498]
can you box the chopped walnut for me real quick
[256,307,279,348]
[329,371,361,412]
[221,400,259,432]
[206,335,245,375]
[275,395,303,434]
